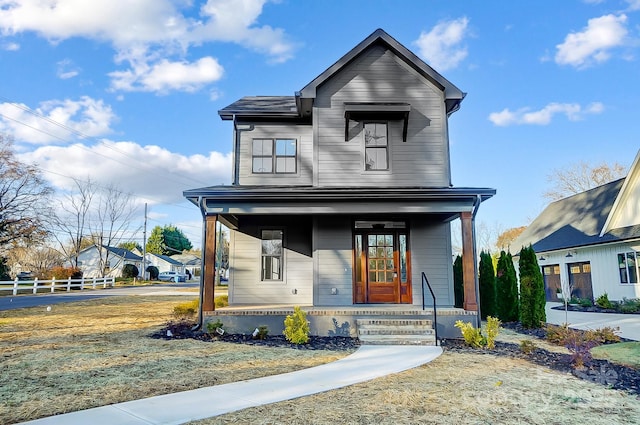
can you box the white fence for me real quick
[0,277,115,296]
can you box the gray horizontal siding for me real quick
[238,123,313,186]
[315,217,353,306]
[410,221,454,307]
[315,45,450,187]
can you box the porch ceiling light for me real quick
[566,252,573,258]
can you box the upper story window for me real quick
[252,139,297,174]
[364,122,388,171]
[618,252,638,284]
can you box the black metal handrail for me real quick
[421,271,438,346]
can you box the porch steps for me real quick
[355,319,436,346]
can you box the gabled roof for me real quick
[147,252,183,266]
[512,178,640,252]
[219,28,465,120]
[104,246,143,261]
[298,29,465,114]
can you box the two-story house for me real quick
[184,29,495,340]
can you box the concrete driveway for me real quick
[546,302,640,341]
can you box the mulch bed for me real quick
[152,320,639,395]
[551,304,640,314]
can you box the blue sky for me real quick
[1,0,639,249]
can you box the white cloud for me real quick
[414,17,470,71]
[19,141,232,204]
[555,14,628,68]
[626,0,640,11]
[109,56,224,93]
[2,41,19,51]
[56,59,80,79]
[0,96,116,144]
[0,0,295,93]
[488,102,605,126]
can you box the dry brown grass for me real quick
[193,351,640,425]
[0,296,347,424]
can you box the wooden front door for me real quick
[354,231,411,304]
[542,264,561,301]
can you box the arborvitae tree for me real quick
[478,250,497,319]
[518,245,546,328]
[453,255,464,308]
[495,251,519,322]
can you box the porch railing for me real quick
[421,271,438,345]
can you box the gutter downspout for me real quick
[471,194,482,328]
[193,196,207,331]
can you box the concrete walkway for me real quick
[20,345,442,425]
[546,302,640,341]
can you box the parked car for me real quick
[16,271,34,281]
[158,271,187,282]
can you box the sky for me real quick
[1,0,640,250]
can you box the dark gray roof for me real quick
[105,246,143,261]
[512,178,640,252]
[219,96,298,120]
[149,253,183,266]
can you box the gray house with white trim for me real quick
[185,29,495,337]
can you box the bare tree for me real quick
[496,226,527,252]
[544,161,627,201]
[7,245,64,277]
[52,178,96,267]
[89,184,139,277]
[0,135,53,248]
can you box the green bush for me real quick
[253,325,269,340]
[479,251,497,319]
[207,319,225,336]
[595,292,614,309]
[173,299,199,318]
[454,316,501,349]
[283,306,310,344]
[518,245,546,328]
[122,264,139,279]
[578,297,593,308]
[453,255,464,308]
[520,339,536,355]
[619,298,640,313]
[495,251,519,322]
[214,295,228,308]
[146,265,159,280]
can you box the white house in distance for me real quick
[513,149,640,302]
[76,246,143,278]
[144,252,185,274]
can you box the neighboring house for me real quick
[513,150,640,302]
[171,253,202,276]
[76,246,142,278]
[144,252,185,274]
[184,29,495,337]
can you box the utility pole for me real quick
[142,203,148,280]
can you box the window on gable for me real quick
[618,252,638,284]
[364,122,388,171]
[252,139,297,174]
[261,230,283,281]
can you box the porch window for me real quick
[364,122,388,171]
[261,230,283,281]
[618,252,638,284]
[252,139,297,174]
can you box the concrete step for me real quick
[356,318,436,346]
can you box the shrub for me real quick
[545,324,620,367]
[619,298,640,313]
[283,306,310,344]
[50,266,83,279]
[214,295,228,308]
[146,265,159,280]
[479,251,497,319]
[520,339,536,355]
[545,323,573,344]
[495,251,519,322]
[252,325,269,340]
[585,326,621,344]
[122,264,139,279]
[518,245,546,328]
[595,292,614,309]
[454,316,501,349]
[173,299,198,318]
[578,297,593,308]
[453,255,464,308]
[206,319,225,336]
